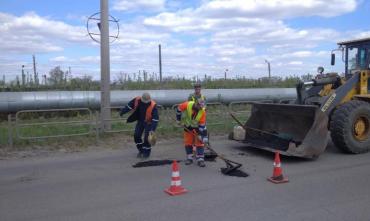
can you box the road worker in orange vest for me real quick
[120,92,159,158]
[176,99,208,167]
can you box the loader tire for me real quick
[330,100,370,154]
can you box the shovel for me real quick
[181,125,248,177]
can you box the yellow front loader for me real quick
[232,38,370,158]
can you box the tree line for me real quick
[0,66,314,92]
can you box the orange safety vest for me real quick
[133,96,156,123]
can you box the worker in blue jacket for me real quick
[120,92,159,158]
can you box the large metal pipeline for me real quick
[0,88,296,112]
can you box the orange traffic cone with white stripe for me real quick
[268,151,289,184]
[164,160,188,196]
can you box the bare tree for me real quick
[48,66,65,86]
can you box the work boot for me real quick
[197,160,205,167]
[185,159,193,165]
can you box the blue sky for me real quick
[0,0,369,82]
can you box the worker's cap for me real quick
[317,66,324,74]
[141,92,151,103]
[197,98,206,108]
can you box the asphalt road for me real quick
[1,137,370,221]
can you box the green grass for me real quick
[16,124,91,138]
[0,104,251,149]
[0,124,9,146]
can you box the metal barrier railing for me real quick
[205,102,228,128]
[227,99,296,128]
[229,101,253,114]
[101,105,165,133]
[5,100,270,146]
[101,106,133,133]
[228,101,253,128]
[15,108,94,139]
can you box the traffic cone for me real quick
[164,160,188,196]
[268,151,289,184]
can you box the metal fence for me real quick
[205,102,228,129]
[15,108,95,139]
[101,106,135,133]
[3,99,290,147]
[101,105,166,133]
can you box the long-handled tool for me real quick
[179,122,248,177]
[205,139,247,176]
[230,112,284,138]
[229,112,299,144]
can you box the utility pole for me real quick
[33,55,38,85]
[100,0,111,130]
[224,69,228,80]
[21,65,26,86]
[26,71,29,85]
[64,69,68,87]
[264,59,271,80]
[159,44,162,83]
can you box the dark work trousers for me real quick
[134,121,152,157]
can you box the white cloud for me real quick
[317,50,330,57]
[211,24,340,45]
[144,0,357,31]
[0,1,368,81]
[289,51,313,58]
[357,31,370,38]
[288,61,303,65]
[116,23,171,45]
[274,50,330,62]
[79,56,100,63]
[200,0,357,19]
[281,51,313,58]
[141,0,351,78]
[113,0,165,12]
[0,12,88,54]
[50,56,69,62]
[341,30,370,42]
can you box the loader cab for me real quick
[332,38,370,79]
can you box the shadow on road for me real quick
[228,138,346,164]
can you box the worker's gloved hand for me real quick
[148,131,157,146]
[119,110,125,117]
[202,136,209,144]
[198,135,209,144]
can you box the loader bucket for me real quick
[243,103,329,159]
